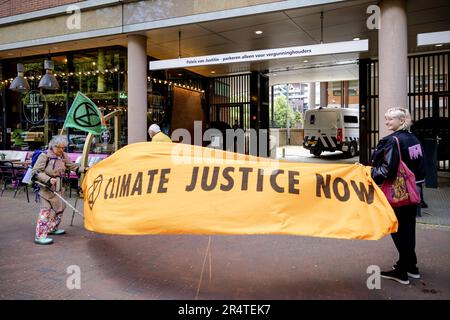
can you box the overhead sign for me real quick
[82,142,397,240]
[417,30,450,46]
[149,40,368,70]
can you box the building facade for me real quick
[0,0,449,164]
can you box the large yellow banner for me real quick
[82,142,397,240]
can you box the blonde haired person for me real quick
[32,136,87,245]
[370,107,426,284]
[148,124,172,142]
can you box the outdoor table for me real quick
[10,160,31,168]
[0,159,21,164]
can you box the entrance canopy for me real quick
[149,40,368,70]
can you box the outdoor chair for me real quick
[64,169,81,198]
[0,161,30,202]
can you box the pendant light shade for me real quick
[9,63,30,93]
[38,59,60,90]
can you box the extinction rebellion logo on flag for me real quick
[63,91,107,135]
[73,102,102,128]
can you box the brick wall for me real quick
[0,0,81,18]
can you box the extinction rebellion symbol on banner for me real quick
[22,90,45,124]
[88,174,103,210]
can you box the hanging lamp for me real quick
[9,63,30,93]
[38,59,60,90]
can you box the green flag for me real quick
[63,92,106,135]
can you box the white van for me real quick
[303,107,359,157]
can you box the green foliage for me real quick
[272,95,303,128]
[294,110,303,126]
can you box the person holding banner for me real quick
[32,136,87,245]
[148,124,172,142]
[370,107,426,285]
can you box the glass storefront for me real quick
[0,46,128,154]
[1,46,212,155]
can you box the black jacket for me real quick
[370,130,426,186]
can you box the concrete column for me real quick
[127,34,148,144]
[320,82,328,108]
[379,0,408,138]
[308,82,316,109]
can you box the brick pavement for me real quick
[0,189,449,300]
[419,179,450,226]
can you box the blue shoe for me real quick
[34,237,54,245]
[48,229,65,235]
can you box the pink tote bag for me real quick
[381,136,421,207]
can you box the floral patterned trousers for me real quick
[35,208,63,239]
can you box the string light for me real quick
[51,68,125,78]
[98,106,127,112]
[1,67,126,86]
[1,71,205,93]
[148,76,205,93]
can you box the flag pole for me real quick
[58,125,66,136]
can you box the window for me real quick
[349,80,359,96]
[310,114,316,124]
[332,82,341,96]
[344,115,358,123]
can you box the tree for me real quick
[273,95,296,128]
[294,110,303,127]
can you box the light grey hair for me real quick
[385,107,412,131]
[48,135,68,149]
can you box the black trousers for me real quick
[391,205,418,271]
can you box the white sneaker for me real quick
[34,237,54,245]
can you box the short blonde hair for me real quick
[385,107,411,131]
